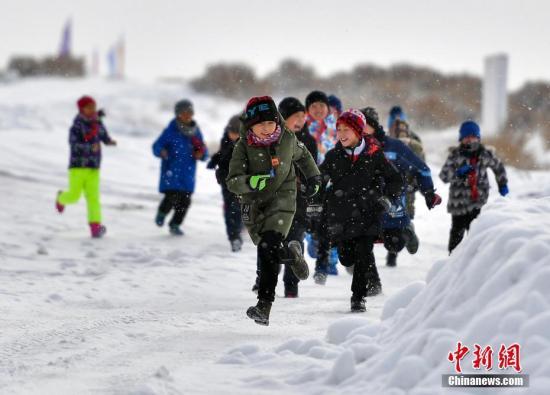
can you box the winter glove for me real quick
[424,190,442,209]
[248,174,271,191]
[206,160,216,169]
[499,184,509,196]
[377,196,393,213]
[305,175,322,198]
[456,164,474,177]
[97,109,106,118]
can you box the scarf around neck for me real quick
[344,137,366,162]
[247,125,282,147]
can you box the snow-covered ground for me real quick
[1,78,549,394]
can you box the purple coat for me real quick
[68,114,113,169]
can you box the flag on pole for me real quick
[107,36,125,78]
[59,19,72,58]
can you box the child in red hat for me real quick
[56,96,117,238]
[318,109,403,312]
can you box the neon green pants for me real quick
[58,168,102,223]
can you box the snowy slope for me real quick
[0,78,548,395]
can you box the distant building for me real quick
[482,54,508,135]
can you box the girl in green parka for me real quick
[226,96,320,326]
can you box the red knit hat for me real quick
[77,95,96,111]
[337,109,366,137]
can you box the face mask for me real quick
[462,141,480,152]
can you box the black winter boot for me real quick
[366,279,383,297]
[386,251,398,267]
[405,223,419,254]
[350,295,366,313]
[286,241,309,280]
[246,299,272,326]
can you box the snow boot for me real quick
[169,225,184,236]
[327,247,339,275]
[230,237,243,252]
[350,295,366,313]
[155,211,166,227]
[405,223,419,254]
[55,191,65,213]
[246,299,272,326]
[287,241,309,281]
[313,271,327,285]
[366,280,383,297]
[284,283,299,298]
[386,251,398,267]
[89,223,106,238]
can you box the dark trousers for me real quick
[158,191,192,227]
[257,231,284,303]
[383,228,408,253]
[222,187,242,241]
[337,236,378,298]
[313,199,331,273]
[449,209,481,253]
[255,220,307,290]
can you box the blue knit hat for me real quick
[328,94,343,114]
[388,105,406,129]
[458,121,481,141]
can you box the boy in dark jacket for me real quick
[278,97,318,297]
[440,121,508,253]
[152,99,208,236]
[207,114,243,252]
[362,107,441,272]
[320,109,403,312]
[226,96,320,326]
[56,96,117,238]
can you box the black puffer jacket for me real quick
[208,132,239,187]
[294,125,319,225]
[320,136,403,243]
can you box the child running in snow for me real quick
[303,90,340,280]
[207,114,244,252]
[439,121,508,253]
[319,109,403,312]
[152,99,208,236]
[56,96,117,238]
[226,96,320,326]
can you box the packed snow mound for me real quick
[222,197,550,394]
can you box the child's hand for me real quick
[499,184,509,196]
[106,140,117,146]
[248,174,271,191]
[160,149,169,159]
[424,190,442,209]
[305,175,322,198]
[456,164,474,177]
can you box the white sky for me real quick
[2,0,549,89]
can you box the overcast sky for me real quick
[2,0,549,89]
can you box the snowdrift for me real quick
[222,197,550,394]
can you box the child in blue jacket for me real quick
[152,99,208,235]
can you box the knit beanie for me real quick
[305,90,329,110]
[337,109,367,138]
[243,96,279,130]
[278,97,306,120]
